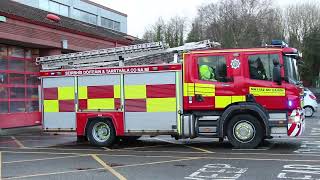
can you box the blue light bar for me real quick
[271,40,288,47]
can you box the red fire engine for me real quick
[37,40,305,148]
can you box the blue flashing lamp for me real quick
[271,40,289,47]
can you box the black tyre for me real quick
[226,114,263,149]
[87,119,116,147]
[304,106,314,117]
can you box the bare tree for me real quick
[284,2,320,49]
[142,16,187,47]
[186,0,283,48]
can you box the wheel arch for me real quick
[219,102,270,137]
[304,105,315,111]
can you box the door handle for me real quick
[221,84,231,87]
[195,94,204,102]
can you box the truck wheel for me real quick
[226,114,263,149]
[87,119,116,147]
[304,106,314,117]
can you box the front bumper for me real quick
[288,109,305,137]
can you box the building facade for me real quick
[13,0,127,33]
[0,0,137,129]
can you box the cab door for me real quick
[184,53,242,111]
[243,52,286,110]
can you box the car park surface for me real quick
[1,111,320,180]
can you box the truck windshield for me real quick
[283,55,300,84]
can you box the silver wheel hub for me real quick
[305,107,313,117]
[92,122,110,143]
[234,121,255,142]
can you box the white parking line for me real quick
[153,138,215,153]
[3,154,88,164]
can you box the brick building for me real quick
[0,0,138,128]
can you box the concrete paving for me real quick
[1,112,320,180]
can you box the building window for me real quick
[0,45,39,114]
[101,17,121,31]
[48,0,69,17]
[74,8,97,25]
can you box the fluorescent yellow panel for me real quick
[232,96,245,103]
[147,98,176,112]
[124,85,146,99]
[183,83,195,96]
[215,96,231,108]
[58,87,75,100]
[114,85,121,98]
[87,98,115,110]
[195,83,215,89]
[44,100,59,112]
[195,83,215,96]
[78,86,87,99]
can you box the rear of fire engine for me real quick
[38,40,305,149]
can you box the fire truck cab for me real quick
[39,41,305,149]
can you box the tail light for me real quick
[309,94,317,100]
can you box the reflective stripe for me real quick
[195,83,215,97]
[58,87,75,100]
[87,99,115,109]
[147,98,176,112]
[215,96,246,108]
[232,96,245,103]
[114,85,121,98]
[43,100,59,112]
[249,87,285,96]
[215,96,231,108]
[183,83,195,96]
[78,86,88,99]
[125,85,146,99]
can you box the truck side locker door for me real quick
[42,77,76,130]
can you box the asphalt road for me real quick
[1,112,320,180]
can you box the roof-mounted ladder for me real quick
[36,40,220,70]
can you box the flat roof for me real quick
[0,0,141,44]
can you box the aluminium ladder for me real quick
[36,40,220,70]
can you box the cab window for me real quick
[248,54,279,81]
[198,56,227,82]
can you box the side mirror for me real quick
[273,64,281,85]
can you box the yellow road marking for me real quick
[116,157,203,168]
[10,137,25,148]
[3,156,201,179]
[3,154,88,164]
[184,145,214,153]
[91,154,127,180]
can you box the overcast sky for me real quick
[91,0,311,37]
